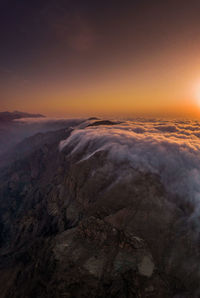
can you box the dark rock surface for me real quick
[0,125,198,297]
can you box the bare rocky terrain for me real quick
[0,119,199,297]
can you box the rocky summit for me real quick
[0,119,200,297]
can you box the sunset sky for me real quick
[1,0,200,117]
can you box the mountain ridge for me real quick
[0,111,45,123]
[0,120,199,297]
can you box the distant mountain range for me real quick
[0,111,45,122]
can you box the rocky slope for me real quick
[0,115,84,161]
[0,111,44,155]
[0,120,199,297]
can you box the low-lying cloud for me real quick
[60,119,200,210]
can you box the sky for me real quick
[1,0,200,117]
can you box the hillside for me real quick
[0,118,200,297]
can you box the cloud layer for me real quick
[60,119,200,211]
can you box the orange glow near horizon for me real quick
[3,61,200,119]
[2,0,200,119]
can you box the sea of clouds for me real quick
[60,118,200,213]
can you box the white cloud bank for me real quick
[60,119,200,209]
